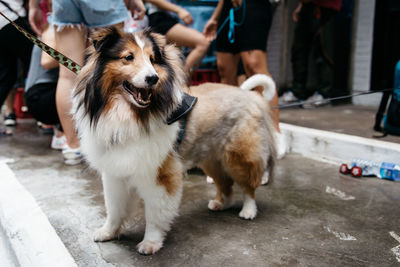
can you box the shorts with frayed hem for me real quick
[49,0,129,30]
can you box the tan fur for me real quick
[157,152,183,196]
[179,83,276,212]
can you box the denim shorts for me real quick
[50,0,129,28]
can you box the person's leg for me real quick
[25,83,60,125]
[240,50,280,132]
[5,88,16,115]
[54,26,86,149]
[216,52,240,86]
[290,3,315,100]
[165,24,210,73]
[315,8,336,99]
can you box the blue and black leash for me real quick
[217,0,246,44]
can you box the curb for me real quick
[281,123,400,164]
[0,162,77,267]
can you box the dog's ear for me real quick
[91,27,121,52]
[146,31,188,84]
[147,31,184,65]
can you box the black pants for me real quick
[25,83,59,125]
[291,3,337,100]
[0,18,33,109]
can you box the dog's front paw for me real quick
[239,205,257,220]
[261,171,269,185]
[137,240,162,255]
[208,199,224,210]
[93,227,118,242]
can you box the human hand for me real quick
[203,19,217,41]
[292,2,302,22]
[28,6,43,36]
[231,0,242,8]
[129,0,146,20]
[178,9,193,25]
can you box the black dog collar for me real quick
[166,93,197,125]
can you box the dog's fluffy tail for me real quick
[240,74,276,101]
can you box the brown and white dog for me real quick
[72,27,276,255]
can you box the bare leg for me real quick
[54,26,86,149]
[166,24,210,73]
[5,88,15,115]
[216,52,240,85]
[241,50,280,133]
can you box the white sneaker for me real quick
[62,145,83,165]
[4,113,16,126]
[51,134,66,150]
[303,92,329,108]
[274,131,287,160]
[279,91,298,104]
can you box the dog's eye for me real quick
[124,54,134,61]
[150,56,155,64]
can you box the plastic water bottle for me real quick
[350,159,400,181]
[123,11,149,33]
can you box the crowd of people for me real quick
[0,0,344,165]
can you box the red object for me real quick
[311,0,342,11]
[191,69,220,85]
[339,163,349,174]
[350,166,362,177]
[13,87,32,119]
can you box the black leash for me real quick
[0,10,81,74]
[273,88,395,109]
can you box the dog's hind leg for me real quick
[201,159,235,211]
[94,173,129,242]
[223,140,265,220]
[136,153,183,255]
[238,185,258,220]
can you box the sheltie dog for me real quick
[72,27,276,255]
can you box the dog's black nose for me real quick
[146,75,159,86]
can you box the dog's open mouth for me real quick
[123,81,152,107]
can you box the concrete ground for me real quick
[1,115,400,266]
[280,104,400,144]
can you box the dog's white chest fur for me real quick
[81,117,179,181]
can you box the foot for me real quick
[3,113,16,126]
[62,145,83,165]
[137,240,163,255]
[274,131,287,160]
[0,128,12,136]
[93,226,119,242]
[261,171,270,185]
[208,195,234,211]
[302,92,329,108]
[51,134,66,150]
[279,91,298,105]
[206,176,214,184]
[239,196,257,220]
[208,199,223,210]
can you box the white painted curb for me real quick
[281,123,400,164]
[0,162,77,267]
